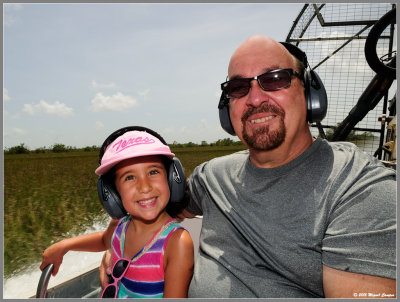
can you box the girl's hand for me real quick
[40,241,67,276]
[38,220,118,278]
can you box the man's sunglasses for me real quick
[101,258,131,298]
[221,68,302,99]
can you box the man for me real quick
[182,35,396,298]
[101,35,396,298]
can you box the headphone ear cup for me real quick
[168,157,186,203]
[97,177,126,219]
[304,70,328,123]
[218,92,236,135]
[280,41,328,123]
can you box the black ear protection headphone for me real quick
[96,126,186,219]
[218,42,328,135]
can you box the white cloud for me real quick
[91,80,117,89]
[10,112,21,120]
[22,100,74,117]
[200,119,209,129]
[4,3,23,10]
[22,104,36,115]
[139,89,150,96]
[95,121,104,129]
[12,127,26,135]
[3,88,10,101]
[90,92,138,112]
[3,3,23,27]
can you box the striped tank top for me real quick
[111,216,184,298]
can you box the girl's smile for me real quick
[137,197,158,208]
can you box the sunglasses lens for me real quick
[222,69,295,99]
[113,259,130,279]
[226,80,250,98]
[259,70,291,91]
[102,285,117,298]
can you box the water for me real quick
[3,218,110,299]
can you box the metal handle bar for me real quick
[36,264,54,298]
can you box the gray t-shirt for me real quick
[186,139,396,298]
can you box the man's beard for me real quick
[241,104,286,151]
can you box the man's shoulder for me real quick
[325,140,362,153]
[213,149,249,160]
[325,140,382,163]
[318,139,358,153]
[205,149,249,167]
[319,139,395,176]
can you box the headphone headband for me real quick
[279,42,308,67]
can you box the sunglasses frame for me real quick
[221,68,302,99]
[101,257,131,298]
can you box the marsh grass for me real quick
[3,145,246,278]
[4,152,103,277]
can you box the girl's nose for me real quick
[137,178,152,193]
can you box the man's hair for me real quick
[294,57,306,83]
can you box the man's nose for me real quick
[245,79,268,107]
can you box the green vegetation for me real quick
[5,131,376,278]
[4,143,99,155]
[323,127,375,142]
[3,143,247,278]
[4,151,103,278]
[4,138,244,155]
[5,143,31,154]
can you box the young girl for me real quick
[40,127,194,298]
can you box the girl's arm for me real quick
[40,219,119,276]
[163,229,194,298]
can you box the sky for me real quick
[3,2,305,149]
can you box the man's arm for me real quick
[99,249,113,289]
[322,265,396,298]
[181,209,196,218]
[175,208,196,222]
[98,219,119,288]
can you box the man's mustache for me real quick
[241,104,285,123]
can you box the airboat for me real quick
[36,3,396,298]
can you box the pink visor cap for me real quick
[95,130,175,176]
